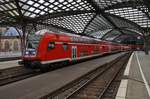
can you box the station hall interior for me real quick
[0,0,150,99]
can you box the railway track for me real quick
[0,66,40,86]
[41,52,131,99]
[100,58,127,99]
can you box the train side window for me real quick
[63,43,68,50]
[48,42,55,50]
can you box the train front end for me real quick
[21,35,42,68]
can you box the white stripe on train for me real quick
[41,53,104,64]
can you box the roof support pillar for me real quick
[15,23,27,56]
[143,30,150,54]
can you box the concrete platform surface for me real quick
[116,51,150,99]
[0,52,21,58]
[0,60,21,70]
[0,52,125,99]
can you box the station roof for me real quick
[0,0,149,41]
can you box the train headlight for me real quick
[31,51,36,55]
[25,49,36,56]
[25,51,29,55]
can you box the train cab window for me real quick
[48,42,55,50]
[27,42,32,48]
[63,43,68,50]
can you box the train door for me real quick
[72,46,77,59]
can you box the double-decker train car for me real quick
[121,44,131,51]
[130,44,143,50]
[21,30,130,70]
[109,42,122,52]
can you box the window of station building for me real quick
[63,43,68,51]
[13,41,19,51]
[48,42,55,50]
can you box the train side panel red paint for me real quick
[38,33,71,61]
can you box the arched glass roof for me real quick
[0,0,149,41]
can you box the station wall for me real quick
[0,36,21,52]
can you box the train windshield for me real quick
[27,35,41,49]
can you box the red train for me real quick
[21,30,131,70]
[129,44,143,50]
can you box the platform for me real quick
[0,52,125,99]
[0,52,21,58]
[0,60,21,70]
[0,52,21,62]
[116,51,150,99]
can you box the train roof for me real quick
[35,29,101,41]
[35,29,53,35]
